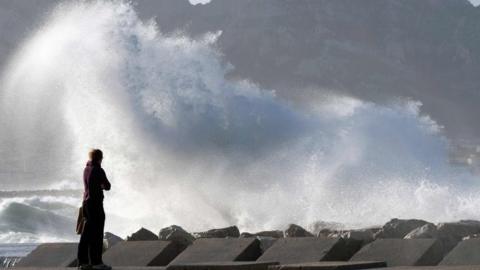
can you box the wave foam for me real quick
[0,1,479,237]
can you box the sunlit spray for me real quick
[0,1,479,241]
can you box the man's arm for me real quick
[100,169,111,191]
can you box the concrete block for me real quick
[169,238,261,265]
[257,237,355,264]
[349,239,444,266]
[268,261,386,270]
[167,261,278,270]
[440,238,480,265]
[14,243,78,267]
[102,240,183,266]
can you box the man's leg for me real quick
[77,205,91,266]
[89,203,105,265]
[77,228,90,265]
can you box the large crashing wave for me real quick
[0,191,78,243]
[0,1,479,239]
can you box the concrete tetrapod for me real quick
[439,238,480,266]
[168,238,262,265]
[257,237,359,265]
[349,239,444,266]
[14,243,78,267]
[102,240,184,266]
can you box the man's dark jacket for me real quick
[83,161,111,201]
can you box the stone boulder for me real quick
[159,225,195,249]
[127,227,158,241]
[435,221,480,253]
[462,234,480,240]
[240,230,284,238]
[458,220,480,226]
[193,225,240,238]
[318,228,334,238]
[404,223,438,239]
[374,218,430,239]
[104,232,123,249]
[240,232,254,238]
[284,224,313,237]
[368,227,383,235]
[403,221,480,255]
[307,221,345,235]
[328,229,375,246]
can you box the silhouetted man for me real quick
[78,149,111,270]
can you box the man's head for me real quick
[89,149,103,165]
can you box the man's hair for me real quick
[89,149,103,164]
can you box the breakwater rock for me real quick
[127,227,158,241]
[10,218,480,269]
[116,219,480,251]
[159,225,195,249]
[193,226,240,238]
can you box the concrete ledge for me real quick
[12,266,480,270]
[166,261,279,270]
[373,267,480,270]
[268,261,386,270]
[13,268,166,270]
[102,240,183,266]
[14,243,78,267]
[169,238,261,265]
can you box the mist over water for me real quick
[0,1,480,241]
